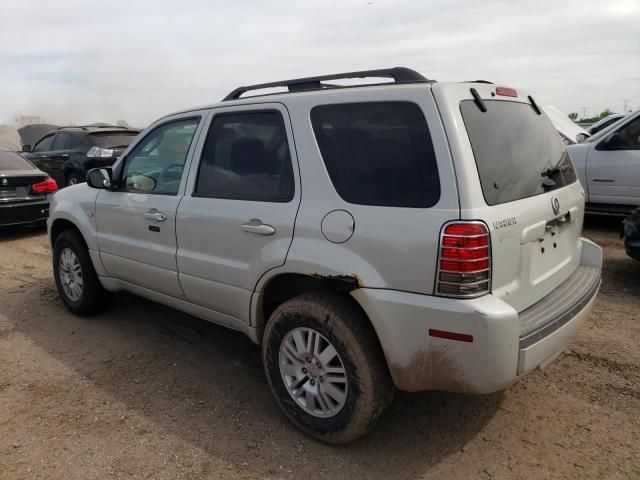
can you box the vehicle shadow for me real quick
[6,281,502,479]
[0,223,47,242]
[584,212,624,233]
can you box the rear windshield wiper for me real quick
[541,164,570,178]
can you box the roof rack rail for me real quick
[57,126,89,131]
[56,125,129,131]
[222,67,433,101]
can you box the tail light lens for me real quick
[87,146,115,158]
[31,177,58,194]
[436,221,491,298]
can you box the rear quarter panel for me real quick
[255,84,460,296]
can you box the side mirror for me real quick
[86,168,113,189]
[22,144,32,153]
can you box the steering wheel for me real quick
[159,163,184,184]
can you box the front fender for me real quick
[47,184,106,275]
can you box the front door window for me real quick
[121,118,200,194]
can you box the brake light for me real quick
[436,221,491,298]
[495,86,517,97]
[31,177,58,194]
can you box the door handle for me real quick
[144,210,167,222]
[241,221,276,236]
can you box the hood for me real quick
[17,124,60,147]
[543,106,589,144]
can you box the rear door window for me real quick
[33,134,54,153]
[194,111,295,202]
[310,102,440,208]
[460,100,577,206]
[52,133,70,150]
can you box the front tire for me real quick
[53,230,112,315]
[66,173,82,186]
[262,293,394,444]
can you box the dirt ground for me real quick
[0,215,638,480]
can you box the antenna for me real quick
[622,99,630,113]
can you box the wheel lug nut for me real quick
[302,368,308,374]
[305,357,311,363]
[310,380,316,386]
[319,376,324,383]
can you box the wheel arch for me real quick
[252,272,387,352]
[50,218,85,249]
[48,210,108,277]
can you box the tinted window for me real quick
[52,133,70,150]
[69,134,90,150]
[33,134,54,153]
[89,132,139,148]
[460,100,577,206]
[195,111,294,202]
[0,151,33,170]
[121,118,199,195]
[601,115,640,150]
[311,102,440,208]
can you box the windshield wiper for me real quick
[541,164,570,178]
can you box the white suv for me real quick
[48,67,602,444]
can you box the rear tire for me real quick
[262,293,394,444]
[53,230,112,316]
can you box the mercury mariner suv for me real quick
[47,67,602,444]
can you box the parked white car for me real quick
[587,113,626,135]
[567,110,640,214]
[542,105,590,145]
[48,68,602,443]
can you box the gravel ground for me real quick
[0,215,638,480]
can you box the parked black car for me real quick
[21,126,140,187]
[0,151,58,227]
[622,207,640,261]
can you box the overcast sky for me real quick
[1,0,638,126]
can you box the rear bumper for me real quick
[352,238,602,394]
[0,200,50,226]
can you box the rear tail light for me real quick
[87,146,115,158]
[436,221,491,298]
[31,177,58,194]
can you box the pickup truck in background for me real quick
[566,110,640,215]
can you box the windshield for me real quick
[586,113,633,143]
[0,151,34,171]
[460,100,577,206]
[89,132,139,149]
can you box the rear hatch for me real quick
[433,83,585,312]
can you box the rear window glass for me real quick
[89,132,139,149]
[310,102,440,208]
[460,100,577,206]
[0,151,33,170]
